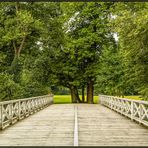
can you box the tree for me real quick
[111,2,148,100]
[62,2,115,103]
[0,2,63,100]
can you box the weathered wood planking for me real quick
[0,104,147,146]
[99,95,148,127]
[74,106,78,146]
[78,104,148,146]
[0,104,74,146]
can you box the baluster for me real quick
[45,97,47,105]
[10,103,13,125]
[33,99,36,112]
[37,98,39,110]
[131,101,133,121]
[41,98,43,107]
[139,103,142,124]
[39,98,41,109]
[0,95,53,130]
[110,97,112,109]
[24,100,27,116]
[18,100,21,120]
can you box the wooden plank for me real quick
[0,104,74,146]
[74,106,78,146]
[78,104,148,146]
[0,104,147,146]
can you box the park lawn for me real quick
[53,95,142,104]
[53,95,99,104]
[124,96,142,100]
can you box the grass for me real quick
[123,96,142,100]
[53,95,142,104]
[54,95,99,104]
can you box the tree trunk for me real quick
[70,86,81,103]
[82,86,85,103]
[70,87,76,103]
[9,37,26,77]
[87,79,94,104]
[75,86,82,103]
[9,2,26,75]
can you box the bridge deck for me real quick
[0,104,147,146]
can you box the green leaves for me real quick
[108,2,148,99]
[0,2,147,101]
[0,2,62,100]
[0,73,23,101]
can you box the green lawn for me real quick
[54,95,99,104]
[53,95,142,104]
[123,96,142,100]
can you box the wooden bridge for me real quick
[0,95,148,146]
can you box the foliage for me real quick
[0,2,147,102]
[0,73,23,101]
[0,2,62,101]
[110,2,148,100]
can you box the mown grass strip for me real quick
[54,95,99,104]
[53,95,142,104]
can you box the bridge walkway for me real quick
[0,104,147,146]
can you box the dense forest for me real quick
[0,2,148,103]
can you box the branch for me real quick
[12,41,17,54]
[15,2,19,12]
[18,35,26,56]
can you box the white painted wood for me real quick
[0,94,53,130]
[74,106,78,146]
[99,95,148,127]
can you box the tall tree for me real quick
[62,2,114,103]
[0,2,64,100]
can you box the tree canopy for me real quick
[0,2,147,102]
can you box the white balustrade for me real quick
[99,95,148,127]
[0,94,53,130]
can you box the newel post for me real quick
[0,104,3,130]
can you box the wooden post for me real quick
[111,97,113,110]
[10,103,13,125]
[1,105,3,130]
[0,95,53,130]
[99,94,148,127]
[18,100,21,120]
[139,103,142,124]
[131,101,133,121]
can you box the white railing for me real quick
[0,94,53,130]
[99,95,148,127]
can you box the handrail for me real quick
[0,94,53,130]
[99,95,148,127]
